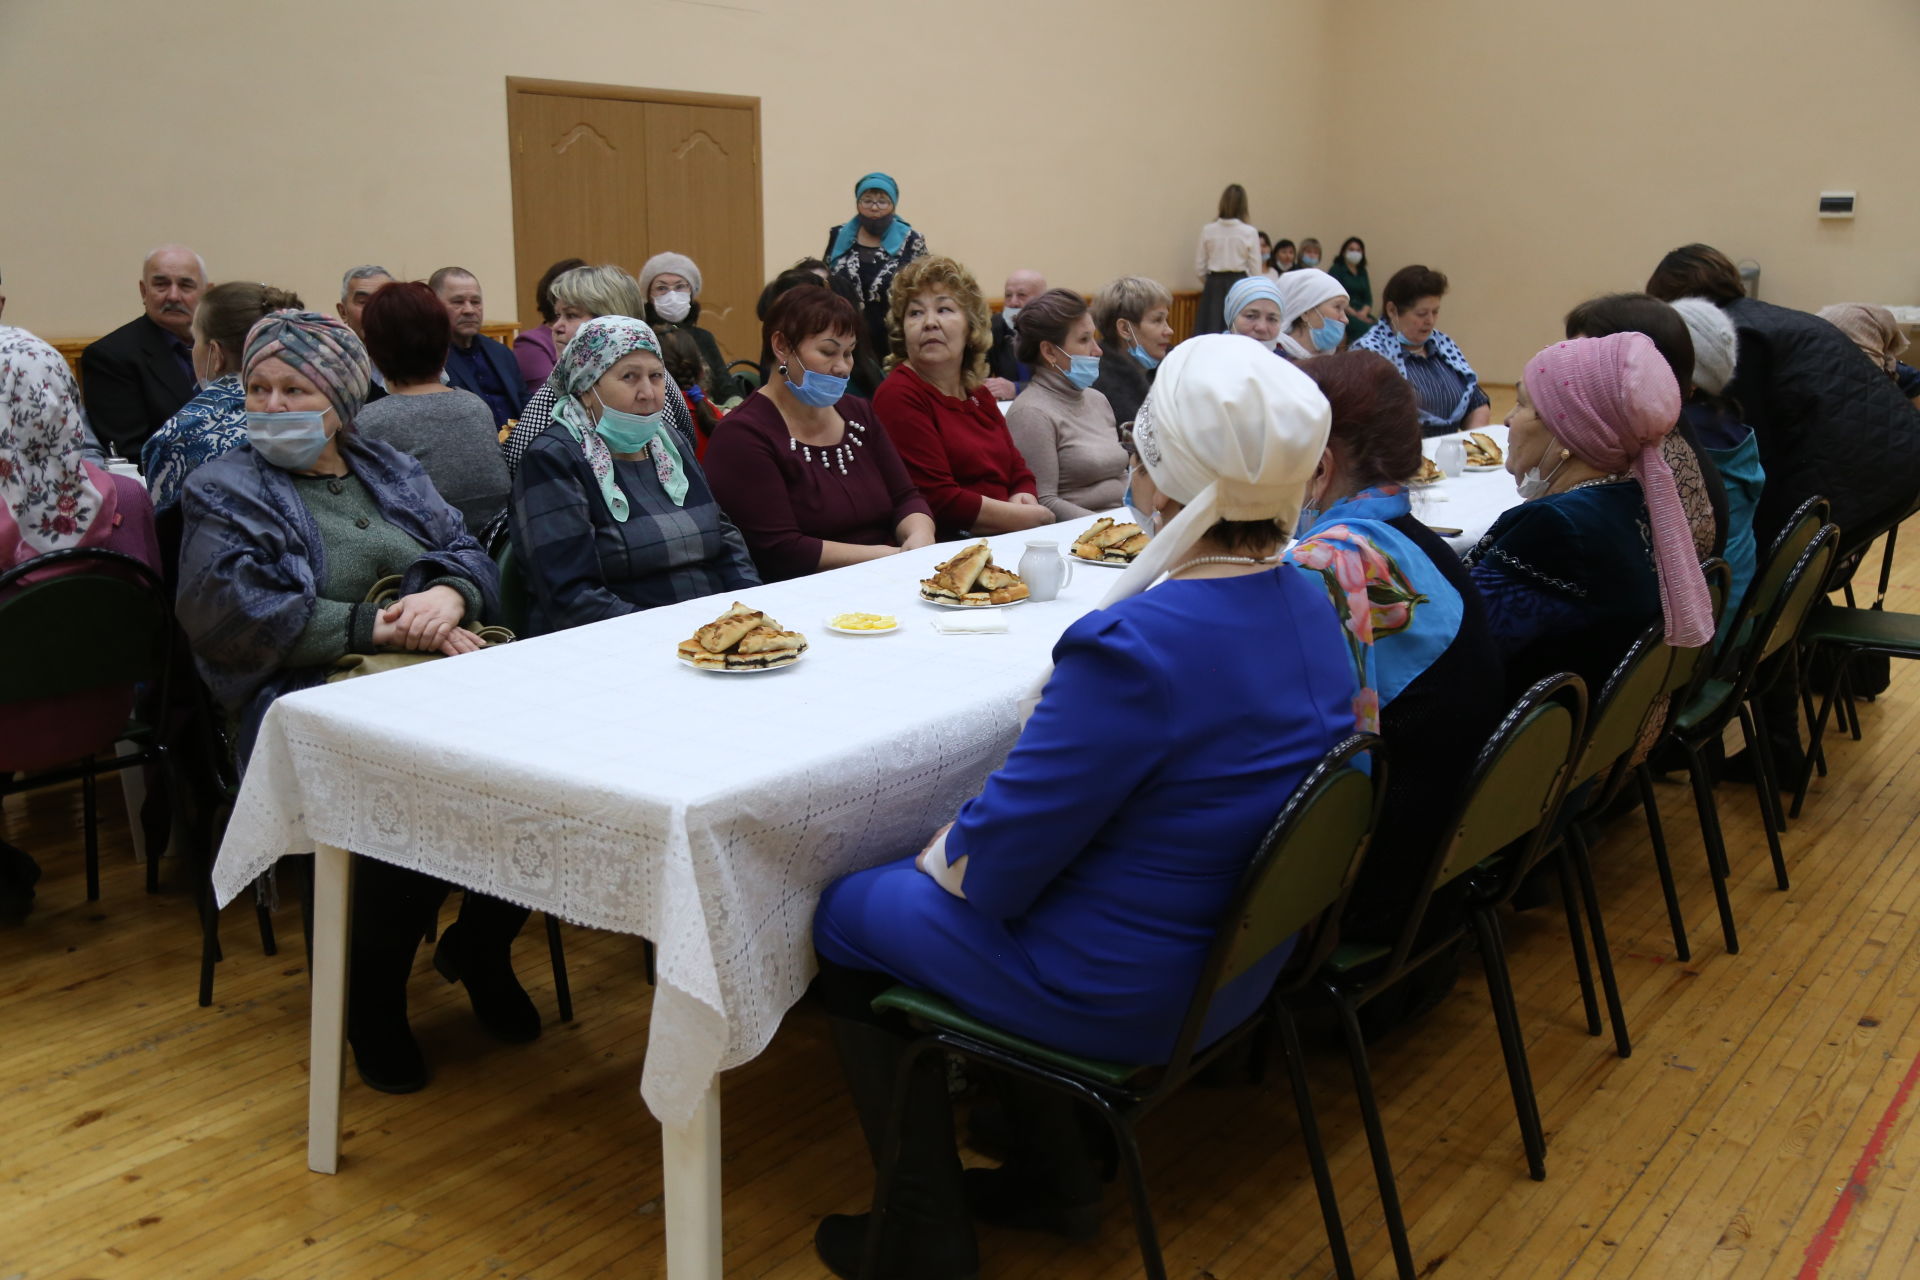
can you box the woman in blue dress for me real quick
[811,334,1358,1279]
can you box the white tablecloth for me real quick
[212,514,1119,1126]
[1411,423,1521,555]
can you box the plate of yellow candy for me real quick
[826,612,900,636]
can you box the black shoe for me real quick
[348,1010,428,1094]
[433,923,540,1043]
[813,1211,979,1280]
[0,843,38,920]
[964,1165,1101,1240]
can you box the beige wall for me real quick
[0,0,1322,343]
[1317,0,1920,380]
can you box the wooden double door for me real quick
[506,78,763,367]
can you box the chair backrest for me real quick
[1734,496,1830,646]
[494,539,531,635]
[1754,523,1840,667]
[0,548,171,708]
[1162,733,1384,1076]
[1663,559,1730,703]
[1380,673,1587,974]
[1698,518,1840,726]
[1572,623,1671,789]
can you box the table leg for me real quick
[307,843,353,1175]
[663,1076,722,1278]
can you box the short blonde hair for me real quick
[887,256,992,392]
[1091,276,1173,344]
[551,264,645,320]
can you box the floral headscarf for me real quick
[0,326,118,563]
[548,316,688,519]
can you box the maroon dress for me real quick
[703,392,932,581]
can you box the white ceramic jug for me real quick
[1018,540,1074,601]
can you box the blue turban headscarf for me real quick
[830,172,913,260]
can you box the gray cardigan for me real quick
[355,388,511,535]
[1003,366,1129,519]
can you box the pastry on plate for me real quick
[1464,431,1504,466]
[920,542,1030,606]
[677,602,809,669]
[1071,518,1148,564]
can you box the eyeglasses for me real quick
[858,196,893,211]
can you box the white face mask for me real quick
[1002,305,1021,325]
[1344,250,1363,267]
[1516,450,1570,501]
[654,290,692,323]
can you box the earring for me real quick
[778,363,788,377]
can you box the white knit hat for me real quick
[1671,297,1736,395]
[639,251,702,298]
[1277,267,1348,333]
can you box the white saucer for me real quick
[918,592,1030,609]
[676,653,804,673]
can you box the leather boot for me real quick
[433,892,538,1043]
[346,875,430,1094]
[813,1017,979,1280]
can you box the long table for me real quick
[212,512,1124,1279]
[1415,422,1519,554]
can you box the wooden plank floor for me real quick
[6,541,1920,1279]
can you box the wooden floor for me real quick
[7,545,1920,1279]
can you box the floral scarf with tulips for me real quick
[1286,484,1460,734]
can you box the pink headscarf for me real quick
[0,326,120,567]
[1523,332,1714,649]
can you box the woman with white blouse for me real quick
[1193,183,1262,335]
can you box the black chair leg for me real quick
[644,939,657,987]
[544,913,574,1023]
[1471,908,1547,1180]
[197,877,219,1007]
[1637,765,1691,962]
[1568,827,1631,1058]
[255,884,277,957]
[1738,706,1791,891]
[1326,985,1417,1280]
[82,770,100,902]
[1276,1006,1356,1280]
[1554,849,1601,1036]
[1746,700,1791,837]
[1683,744,1740,955]
[1793,654,1852,820]
[1103,1107,1167,1280]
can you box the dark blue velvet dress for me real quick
[814,569,1356,1064]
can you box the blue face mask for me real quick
[246,409,331,471]
[1310,315,1346,353]
[784,364,849,408]
[1123,480,1157,533]
[1399,330,1428,350]
[593,393,668,453]
[1129,344,1160,371]
[1058,353,1101,390]
[1297,503,1322,532]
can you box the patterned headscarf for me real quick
[0,326,118,562]
[241,311,371,427]
[549,316,688,519]
[1524,332,1714,649]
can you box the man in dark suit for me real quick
[986,268,1046,400]
[431,266,528,429]
[80,244,206,460]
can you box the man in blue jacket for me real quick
[431,265,528,428]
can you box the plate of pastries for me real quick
[1463,431,1505,470]
[1412,455,1445,486]
[1071,517,1149,566]
[676,602,809,672]
[918,542,1031,607]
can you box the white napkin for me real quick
[929,614,1009,635]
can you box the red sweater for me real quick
[874,365,1035,537]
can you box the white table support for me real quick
[663,1079,723,1278]
[307,843,352,1175]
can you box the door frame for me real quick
[504,77,764,328]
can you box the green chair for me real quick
[1661,505,1838,954]
[866,733,1387,1280]
[0,548,175,903]
[1792,600,1920,817]
[494,538,533,638]
[1317,674,1586,1280]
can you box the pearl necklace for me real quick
[1171,553,1281,576]
[789,418,867,474]
[1563,473,1631,495]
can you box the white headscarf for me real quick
[1278,268,1348,334]
[1101,333,1333,608]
